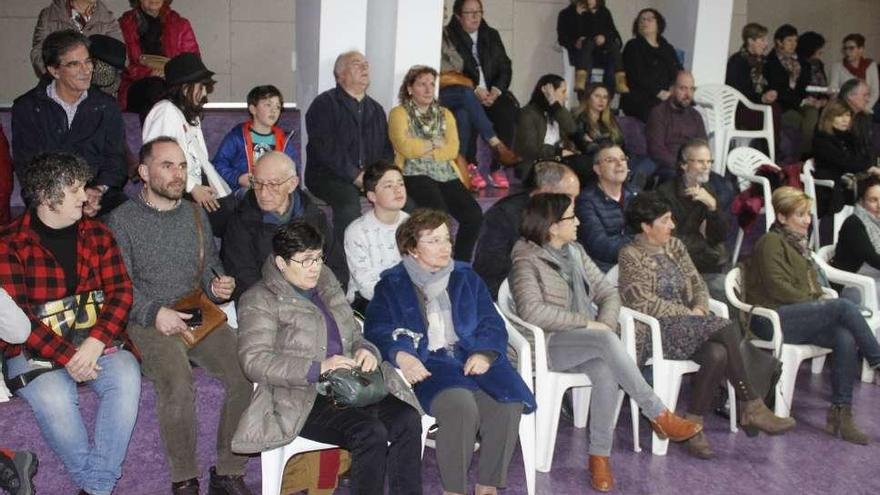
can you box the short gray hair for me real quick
[333,50,363,81]
[533,161,571,189]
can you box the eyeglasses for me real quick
[685,158,715,166]
[599,156,629,165]
[418,236,452,246]
[843,45,859,51]
[557,214,577,223]
[461,10,483,17]
[250,175,295,192]
[289,255,325,268]
[59,58,94,71]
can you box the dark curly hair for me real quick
[272,219,324,259]
[362,160,402,194]
[22,152,94,209]
[625,191,672,233]
[396,209,451,255]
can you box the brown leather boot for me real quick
[588,455,613,492]
[739,398,796,437]
[614,71,630,94]
[682,414,713,459]
[575,69,588,93]
[492,142,521,167]
[826,404,869,445]
[650,409,702,442]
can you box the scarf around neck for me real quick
[740,46,767,95]
[402,255,457,351]
[844,57,873,80]
[775,49,801,89]
[543,243,595,319]
[769,222,828,287]
[404,98,446,140]
[854,204,880,252]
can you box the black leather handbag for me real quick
[317,366,388,408]
[738,307,783,409]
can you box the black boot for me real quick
[0,450,37,495]
[208,466,252,495]
[171,477,199,495]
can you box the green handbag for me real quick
[317,366,388,408]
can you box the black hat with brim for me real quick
[164,52,215,86]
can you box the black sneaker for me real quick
[208,466,252,495]
[0,450,37,495]
[171,477,199,495]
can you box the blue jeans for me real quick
[7,351,141,495]
[439,85,497,161]
[752,298,880,405]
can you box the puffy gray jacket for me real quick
[231,257,421,453]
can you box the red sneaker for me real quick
[468,164,487,190]
[488,169,510,189]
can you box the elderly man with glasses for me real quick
[222,151,348,300]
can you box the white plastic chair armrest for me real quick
[621,306,664,364]
[617,309,638,361]
[813,179,835,189]
[708,298,729,318]
[821,287,838,299]
[816,260,879,312]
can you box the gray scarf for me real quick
[543,243,596,319]
[402,255,458,351]
[855,204,880,251]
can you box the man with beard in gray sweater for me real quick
[107,136,253,495]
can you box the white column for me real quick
[366,0,444,112]
[294,0,368,179]
[654,0,734,84]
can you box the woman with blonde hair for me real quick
[746,186,880,445]
[388,65,483,261]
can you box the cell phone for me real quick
[180,307,203,328]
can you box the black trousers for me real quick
[689,323,757,415]
[306,169,364,245]
[299,394,423,495]
[484,92,519,171]
[403,175,483,262]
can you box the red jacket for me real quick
[0,125,11,226]
[117,6,200,110]
[0,211,135,366]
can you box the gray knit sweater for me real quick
[107,197,225,327]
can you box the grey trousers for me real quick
[430,388,523,494]
[128,322,252,482]
[548,328,667,456]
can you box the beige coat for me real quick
[508,239,621,366]
[231,258,421,454]
[31,0,123,76]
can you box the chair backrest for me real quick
[817,244,835,263]
[723,267,747,310]
[494,302,534,388]
[497,279,549,374]
[695,84,747,130]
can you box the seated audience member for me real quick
[797,31,830,156]
[389,65,483,262]
[575,141,635,272]
[445,0,520,189]
[515,74,590,183]
[107,137,252,495]
[118,0,201,116]
[223,151,344,300]
[657,139,729,299]
[474,161,580,298]
[13,30,128,215]
[509,192,699,491]
[88,34,127,99]
[646,71,707,183]
[365,209,535,495]
[0,125,11,225]
[745,187,880,445]
[0,152,141,495]
[619,192,796,459]
[305,50,393,243]
[832,176,880,305]
[344,160,409,315]
[30,0,122,77]
[557,0,627,96]
[575,83,657,190]
[830,33,878,112]
[232,221,423,495]
[813,98,879,218]
[142,53,234,236]
[839,78,878,161]
[764,24,821,157]
[439,26,519,190]
[0,287,39,495]
[620,8,682,122]
[213,85,299,195]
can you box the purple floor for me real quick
[3,365,879,494]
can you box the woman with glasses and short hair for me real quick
[829,33,879,112]
[233,220,424,495]
[365,209,535,495]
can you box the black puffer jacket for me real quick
[446,18,512,92]
[557,4,621,53]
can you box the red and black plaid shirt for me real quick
[0,211,136,366]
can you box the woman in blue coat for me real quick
[365,208,535,495]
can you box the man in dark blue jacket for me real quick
[305,51,393,243]
[12,29,127,215]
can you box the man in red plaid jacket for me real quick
[0,152,141,495]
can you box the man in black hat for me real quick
[141,52,235,236]
[12,29,128,216]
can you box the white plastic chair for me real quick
[800,159,853,250]
[606,266,737,456]
[497,280,591,474]
[260,432,340,495]
[816,245,880,383]
[726,147,780,264]
[724,267,833,417]
[560,46,579,109]
[694,84,775,176]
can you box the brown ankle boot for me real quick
[739,399,796,437]
[614,71,630,94]
[588,455,613,492]
[827,404,869,445]
[491,142,521,167]
[682,414,713,460]
[575,69,588,93]
[650,409,702,442]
